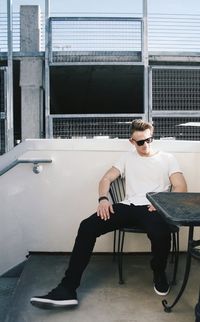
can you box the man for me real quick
[30,119,187,308]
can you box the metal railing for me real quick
[149,13,200,52]
[0,12,20,52]
[0,158,53,176]
[1,12,200,53]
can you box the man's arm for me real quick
[170,172,187,192]
[148,172,187,212]
[97,167,120,221]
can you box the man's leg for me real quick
[30,203,135,308]
[132,205,171,296]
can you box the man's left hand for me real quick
[147,204,156,212]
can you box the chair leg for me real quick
[113,230,117,261]
[118,230,125,284]
[171,232,179,285]
[170,231,176,263]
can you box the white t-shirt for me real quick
[113,150,182,206]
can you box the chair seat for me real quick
[169,225,179,233]
[121,224,179,234]
[120,227,145,233]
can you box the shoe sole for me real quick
[154,286,170,296]
[30,298,78,309]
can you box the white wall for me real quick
[0,139,200,274]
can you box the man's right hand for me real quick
[97,200,114,221]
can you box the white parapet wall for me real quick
[0,138,200,274]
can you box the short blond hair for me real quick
[130,119,154,136]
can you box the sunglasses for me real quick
[131,137,153,146]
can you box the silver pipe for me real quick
[148,67,152,123]
[48,113,144,118]
[7,0,14,151]
[45,0,50,138]
[143,0,149,121]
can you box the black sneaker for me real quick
[153,271,170,296]
[30,284,78,308]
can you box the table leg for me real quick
[195,289,200,322]
[162,226,194,312]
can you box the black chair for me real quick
[109,176,179,285]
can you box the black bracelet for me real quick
[98,196,109,203]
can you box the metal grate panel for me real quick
[153,117,200,141]
[52,116,140,139]
[52,51,142,64]
[151,67,200,141]
[152,68,200,111]
[50,17,142,64]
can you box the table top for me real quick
[146,192,200,226]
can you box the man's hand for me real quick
[147,204,156,212]
[97,200,114,220]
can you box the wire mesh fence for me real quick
[0,12,20,52]
[151,67,200,141]
[149,13,200,52]
[152,117,200,141]
[1,11,200,142]
[51,116,140,139]
[51,18,142,51]
[50,17,143,64]
[1,12,200,53]
[152,68,200,111]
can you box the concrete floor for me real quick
[6,253,199,322]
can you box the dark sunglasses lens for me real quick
[137,137,153,146]
[146,137,153,143]
[137,140,145,146]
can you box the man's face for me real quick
[129,129,153,156]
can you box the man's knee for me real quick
[78,218,92,235]
[78,215,99,236]
[147,230,171,245]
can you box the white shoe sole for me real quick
[30,297,78,308]
[154,286,170,296]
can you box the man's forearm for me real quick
[98,166,120,200]
[98,176,111,198]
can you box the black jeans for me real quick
[62,203,171,290]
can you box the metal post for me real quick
[142,0,149,122]
[7,0,14,151]
[148,67,152,123]
[45,0,50,138]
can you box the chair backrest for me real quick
[109,176,125,204]
[109,176,178,237]
[110,177,172,204]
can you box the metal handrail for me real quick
[0,158,53,176]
